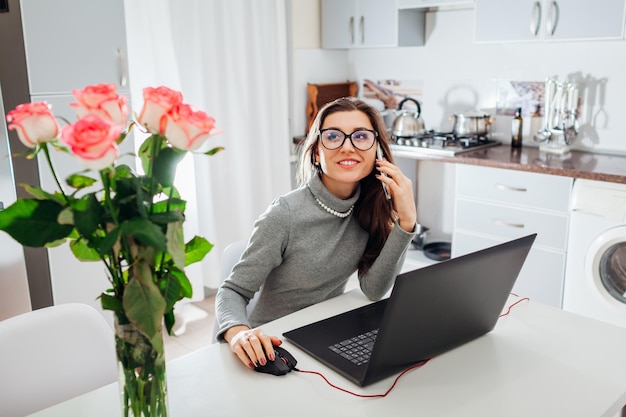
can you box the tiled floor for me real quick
[163,294,216,361]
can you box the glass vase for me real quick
[114,315,169,417]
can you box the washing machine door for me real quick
[586,226,626,307]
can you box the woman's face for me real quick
[316,110,377,199]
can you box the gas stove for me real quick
[390,131,500,157]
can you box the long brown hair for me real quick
[297,97,396,274]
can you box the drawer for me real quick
[455,199,569,250]
[451,231,565,307]
[456,165,573,212]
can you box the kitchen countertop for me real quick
[390,144,626,184]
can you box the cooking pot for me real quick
[450,111,492,137]
[391,98,425,137]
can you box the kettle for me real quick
[391,97,425,137]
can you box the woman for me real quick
[215,97,417,369]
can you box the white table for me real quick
[29,289,626,417]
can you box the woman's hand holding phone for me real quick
[376,144,391,200]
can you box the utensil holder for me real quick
[539,129,570,154]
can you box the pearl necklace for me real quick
[315,197,354,218]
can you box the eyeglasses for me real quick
[318,128,378,151]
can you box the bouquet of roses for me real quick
[0,83,222,351]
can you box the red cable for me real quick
[500,295,530,317]
[295,359,431,398]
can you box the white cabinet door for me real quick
[20,0,129,95]
[545,0,625,41]
[398,0,474,8]
[321,0,398,48]
[474,0,542,42]
[453,232,565,307]
[475,0,626,42]
[321,0,358,48]
[359,0,397,47]
[452,164,572,308]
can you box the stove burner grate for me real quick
[390,130,500,156]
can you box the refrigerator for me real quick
[0,81,31,320]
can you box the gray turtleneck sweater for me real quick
[215,174,416,341]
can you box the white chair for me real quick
[212,239,256,343]
[0,303,118,416]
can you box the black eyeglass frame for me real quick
[318,128,378,151]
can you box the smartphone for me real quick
[377,144,391,200]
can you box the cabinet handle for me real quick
[359,16,364,44]
[495,183,527,193]
[493,219,525,229]
[117,48,128,88]
[546,1,559,36]
[349,16,354,44]
[530,1,542,37]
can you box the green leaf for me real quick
[69,238,101,261]
[160,186,181,199]
[138,135,155,175]
[166,221,185,269]
[116,130,128,145]
[164,310,176,336]
[20,184,66,205]
[123,261,167,354]
[153,147,187,187]
[121,218,167,251]
[0,199,73,247]
[98,227,121,256]
[170,267,193,299]
[73,194,103,236]
[100,293,123,312]
[57,207,74,225]
[138,134,167,176]
[203,146,224,156]
[149,211,184,224]
[112,164,133,181]
[152,198,185,215]
[162,271,181,311]
[44,237,70,248]
[66,173,97,189]
[185,236,213,266]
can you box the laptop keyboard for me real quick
[328,329,378,366]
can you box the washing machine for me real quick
[563,179,626,328]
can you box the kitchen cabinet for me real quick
[452,165,573,307]
[474,0,626,42]
[20,0,129,95]
[398,0,474,8]
[321,0,425,48]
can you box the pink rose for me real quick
[61,114,121,170]
[70,83,129,126]
[137,86,184,134]
[162,104,220,151]
[6,102,60,148]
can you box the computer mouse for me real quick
[254,346,297,376]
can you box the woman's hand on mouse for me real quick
[224,325,282,369]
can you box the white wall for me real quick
[290,3,626,239]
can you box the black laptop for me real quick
[283,234,536,387]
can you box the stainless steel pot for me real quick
[450,111,492,137]
[391,98,425,137]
